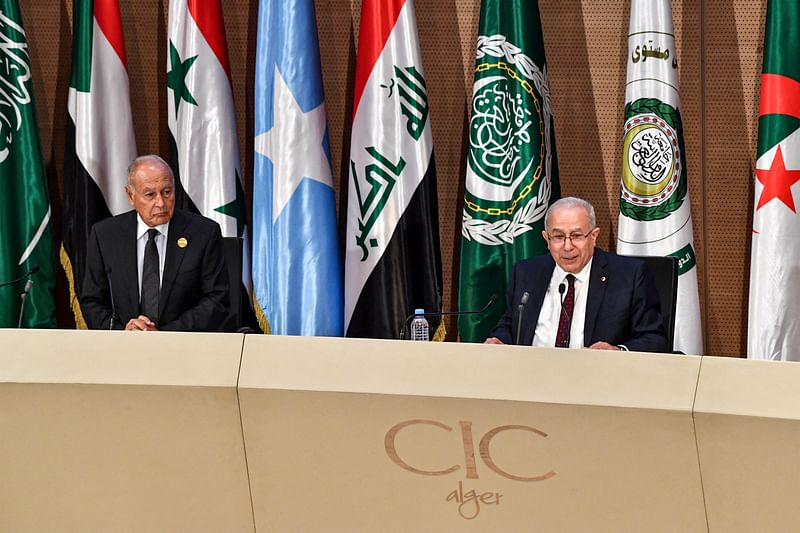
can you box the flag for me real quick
[344,0,443,339]
[617,0,702,355]
[166,0,250,298]
[251,0,342,336]
[0,1,56,327]
[61,0,136,328]
[748,0,800,361]
[458,0,560,342]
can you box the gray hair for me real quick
[544,197,596,231]
[126,155,174,188]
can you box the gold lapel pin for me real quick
[177,237,188,248]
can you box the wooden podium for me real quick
[2,329,800,532]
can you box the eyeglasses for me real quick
[547,229,595,245]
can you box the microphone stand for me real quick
[399,295,497,340]
[0,265,40,288]
[106,267,117,330]
[17,279,33,328]
[515,291,529,345]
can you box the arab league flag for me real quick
[252,0,343,336]
[458,0,560,343]
[344,0,443,339]
[748,0,800,361]
[617,0,703,355]
[166,0,250,289]
[62,0,136,328]
[0,1,56,328]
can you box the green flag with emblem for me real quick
[458,0,560,342]
[0,1,56,328]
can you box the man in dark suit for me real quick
[486,197,668,353]
[80,155,229,331]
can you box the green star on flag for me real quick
[167,40,198,115]
[214,169,246,237]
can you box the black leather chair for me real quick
[624,254,679,352]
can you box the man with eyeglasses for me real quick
[485,197,668,353]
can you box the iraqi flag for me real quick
[166,0,250,293]
[617,0,703,355]
[748,0,800,361]
[344,0,443,339]
[61,0,136,328]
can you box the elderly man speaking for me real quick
[486,197,668,353]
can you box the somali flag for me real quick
[252,0,343,336]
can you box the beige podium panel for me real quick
[695,356,800,532]
[0,329,254,533]
[239,336,706,532]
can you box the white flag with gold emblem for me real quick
[617,0,702,355]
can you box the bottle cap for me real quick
[414,308,425,315]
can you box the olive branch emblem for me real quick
[620,98,687,221]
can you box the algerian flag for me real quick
[617,0,703,355]
[167,0,250,291]
[748,0,800,361]
[344,0,443,339]
[62,0,136,328]
[458,0,560,342]
[0,1,56,328]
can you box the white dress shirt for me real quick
[532,257,593,348]
[135,215,169,298]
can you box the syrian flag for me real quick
[344,0,443,339]
[166,0,250,293]
[748,0,800,361]
[61,0,136,328]
[617,0,703,355]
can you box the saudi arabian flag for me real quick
[617,0,702,355]
[748,0,800,361]
[0,1,56,327]
[458,0,560,342]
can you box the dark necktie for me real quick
[555,274,575,348]
[140,228,160,323]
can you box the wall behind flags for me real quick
[23,0,764,356]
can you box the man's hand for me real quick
[589,341,620,350]
[484,337,505,345]
[125,315,158,331]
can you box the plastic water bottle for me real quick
[410,309,429,341]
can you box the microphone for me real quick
[106,266,118,330]
[558,282,572,348]
[17,279,33,328]
[399,294,497,340]
[515,291,530,345]
[0,264,39,288]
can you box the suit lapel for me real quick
[116,211,140,314]
[522,256,555,345]
[584,249,609,344]
[160,210,189,310]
